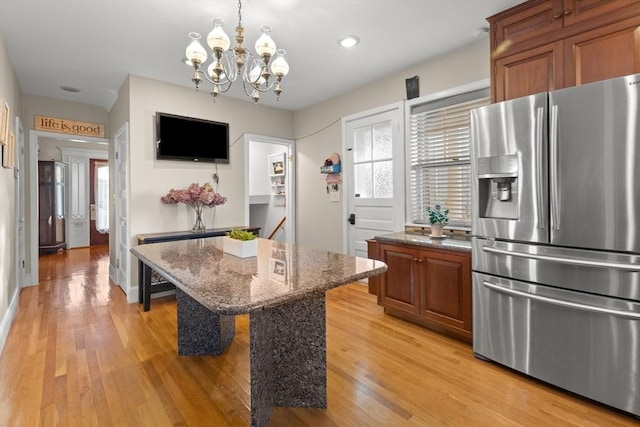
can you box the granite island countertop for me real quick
[131,237,387,314]
[373,231,472,253]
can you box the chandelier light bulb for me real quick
[207,18,231,52]
[255,25,276,58]
[185,32,207,65]
[270,49,289,77]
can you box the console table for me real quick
[136,226,260,311]
[130,237,386,426]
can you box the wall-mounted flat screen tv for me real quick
[156,112,230,163]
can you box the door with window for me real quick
[90,159,109,245]
[344,103,404,258]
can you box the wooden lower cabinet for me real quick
[374,242,472,343]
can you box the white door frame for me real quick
[27,130,109,286]
[113,123,132,301]
[243,134,296,244]
[14,116,25,288]
[341,102,405,254]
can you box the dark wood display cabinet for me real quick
[368,238,472,343]
[38,160,67,253]
[489,0,640,102]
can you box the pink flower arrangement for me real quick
[161,182,227,208]
[161,182,227,231]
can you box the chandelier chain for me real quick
[237,0,242,27]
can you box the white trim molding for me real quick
[0,287,19,357]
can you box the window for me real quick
[95,162,109,234]
[353,120,393,199]
[408,89,489,228]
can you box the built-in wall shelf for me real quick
[268,153,287,204]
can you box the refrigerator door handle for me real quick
[482,280,640,319]
[482,245,640,271]
[549,104,560,230]
[535,107,545,229]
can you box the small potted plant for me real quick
[223,228,258,258]
[426,204,449,238]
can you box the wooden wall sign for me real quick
[35,115,105,138]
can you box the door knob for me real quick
[348,213,356,225]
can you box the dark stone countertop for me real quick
[373,231,472,253]
[131,237,387,314]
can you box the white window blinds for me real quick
[409,89,489,227]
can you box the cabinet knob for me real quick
[553,12,563,19]
[563,9,572,16]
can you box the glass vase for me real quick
[192,206,206,232]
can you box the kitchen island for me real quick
[131,237,387,427]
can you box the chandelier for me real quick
[184,0,290,104]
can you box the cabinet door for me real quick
[379,244,419,313]
[494,41,564,102]
[564,15,640,87]
[490,0,563,54]
[562,0,640,27]
[418,250,472,336]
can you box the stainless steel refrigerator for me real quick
[470,73,640,417]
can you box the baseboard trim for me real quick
[0,287,20,357]
[23,273,36,287]
[127,285,138,304]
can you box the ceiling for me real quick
[0,0,522,112]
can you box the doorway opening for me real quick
[244,134,296,245]
[27,130,109,286]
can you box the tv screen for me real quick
[156,112,230,163]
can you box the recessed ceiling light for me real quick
[60,85,81,93]
[338,35,360,48]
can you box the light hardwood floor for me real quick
[1,245,637,426]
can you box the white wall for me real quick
[126,75,294,286]
[0,33,23,356]
[38,137,107,161]
[293,39,491,252]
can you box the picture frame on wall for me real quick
[268,152,286,177]
[0,99,9,144]
[3,131,14,168]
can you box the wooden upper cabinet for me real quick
[491,0,562,53]
[565,15,640,86]
[489,0,640,102]
[495,41,564,101]
[562,0,640,27]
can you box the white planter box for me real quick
[223,236,258,258]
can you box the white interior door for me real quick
[61,148,108,248]
[114,123,131,297]
[344,103,404,257]
[15,117,25,288]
